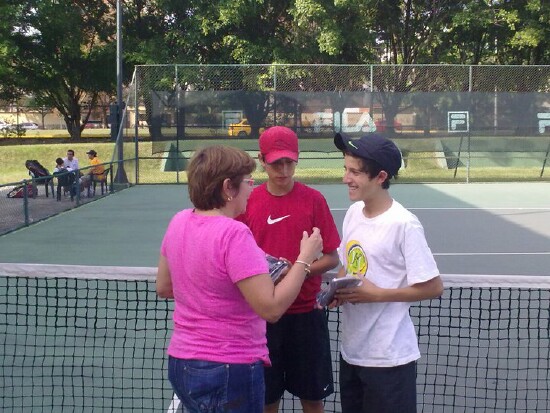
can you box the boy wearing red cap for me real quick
[332,133,444,413]
[239,126,340,413]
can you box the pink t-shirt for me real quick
[160,209,270,365]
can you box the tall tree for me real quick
[497,0,550,65]
[8,0,116,139]
[0,2,21,101]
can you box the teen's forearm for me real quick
[309,251,339,275]
[377,276,444,303]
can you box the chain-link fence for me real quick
[1,74,138,235]
[4,65,550,233]
[120,64,550,184]
[0,103,112,134]
[0,163,121,235]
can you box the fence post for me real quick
[23,179,29,226]
[273,64,277,127]
[134,70,140,185]
[468,66,473,183]
[541,140,550,177]
[466,131,471,183]
[178,66,182,184]
[75,173,81,206]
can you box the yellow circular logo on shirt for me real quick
[346,241,367,277]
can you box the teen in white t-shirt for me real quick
[332,133,444,413]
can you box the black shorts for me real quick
[339,356,417,413]
[264,309,334,404]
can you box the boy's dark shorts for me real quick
[339,356,417,413]
[264,309,334,404]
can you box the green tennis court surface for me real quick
[1,183,550,412]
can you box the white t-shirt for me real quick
[63,157,79,171]
[338,200,439,368]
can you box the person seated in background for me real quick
[63,149,79,172]
[53,157,66,173]
[81,149,105,195]
[52,157,76,200]
[86,149,104,176]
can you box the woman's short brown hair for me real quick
[187,145,256,210]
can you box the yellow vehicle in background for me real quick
[227,119,264,137]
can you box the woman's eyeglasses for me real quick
[242,178,255,187]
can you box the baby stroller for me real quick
[25,159,54,198]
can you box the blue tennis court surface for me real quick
[1,183,549,412]
[1,183,548,275]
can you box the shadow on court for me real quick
[0,183,549,275]
[0,183,549,412]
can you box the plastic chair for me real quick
[89,167,110,196]
[31,175,55,198]
[53,170,76,201]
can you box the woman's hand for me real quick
[273,258,291,285]
[297,227,323,265]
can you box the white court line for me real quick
[331,207,550,211]
[434,252,550,256]
[409,207,550,210]
[166,393,181,412]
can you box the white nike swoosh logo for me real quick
[267,214,290,225]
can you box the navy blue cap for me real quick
[334,133,402,177]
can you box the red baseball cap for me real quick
[259,126,299,164]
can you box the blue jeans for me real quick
[168,357,265,413]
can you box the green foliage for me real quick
[3,140,549,185]
[443,0,550,65]
[1,142,115,184]
[3,0,550,141]
[0,2,21,100]
[5,0,116,138]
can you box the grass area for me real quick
[2,142,118,184]
[0,128,112,140]
[2,139,550,186]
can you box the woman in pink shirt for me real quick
[156,145,323,413]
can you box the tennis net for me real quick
[0,265,549,412]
